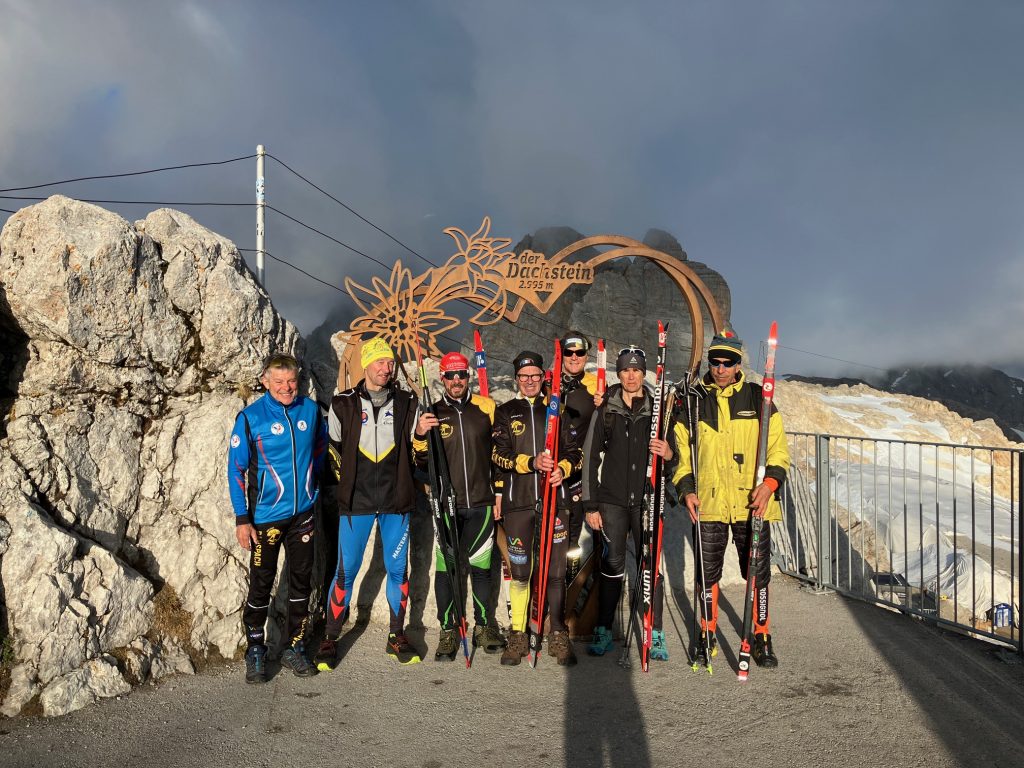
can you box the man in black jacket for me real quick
[315,337,421,668]
[581,347,673,659]
[413,352,506,660]
[492,350,584,666]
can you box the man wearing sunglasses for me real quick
[671,331,790,669]
[315,337,421,668]
[492,351,584,666]
[558,332,603,564]
[413,352,506,660]
[581,346,673,659]
[228,352,327,683]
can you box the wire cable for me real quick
[0,194,253,207]
[777,344,887,372]
[0,154,257,193]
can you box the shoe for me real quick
[547,630,578,667]
[649,630,669,661]
[244,644,267,684]
[314,637,338,672]
[500,630,529,666]
[587,626,614,657]
[472,624,506,654]
[752,633,778,668]
[386,632,422,665]
[280,644,318,677]
[435,628,459,662]
[688,632,718,668]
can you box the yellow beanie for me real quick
[360,337,395,369]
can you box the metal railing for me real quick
[774,432,1024,654]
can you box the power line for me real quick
[777,344,887,372]
[0,154,257,193]
[263,152,638,350]
[267,153,437,270]
[0,194,253,207]
[0,207,16,214]
[265,205,394,273]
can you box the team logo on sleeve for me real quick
[230,434,241,448]
[297,420,308,431]
[271,423,285,435]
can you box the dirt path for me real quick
[2,576,1023,768]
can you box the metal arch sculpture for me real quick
[332,217,724,389]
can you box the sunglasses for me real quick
[516,373,544,382]
[563,349,587,358]
[709,359,739,369]
[442,370,470,380]
[618,346,646,358]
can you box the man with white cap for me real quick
[413,351,505,660]
[315,336,421,667]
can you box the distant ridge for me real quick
[784,365,1024,441]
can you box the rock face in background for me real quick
[0,197,299,717]
[461,226,732,376]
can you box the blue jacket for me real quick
[228,393,327,526]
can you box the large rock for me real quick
[0,197,300,716]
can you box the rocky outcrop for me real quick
[0,196,299,716]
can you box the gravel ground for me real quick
[2,575,1023,768]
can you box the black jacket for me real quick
[582,383,658,511]
[328,380,417,515]
[491,394,583,513]
[413,392,496,509]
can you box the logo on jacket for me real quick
[511,419,525,436]
[265,527,282,545]
[440,423,454,439]
[271,423,284,435]
[297,420,308,431]
[230,434,241,448]
[361,410,368,424]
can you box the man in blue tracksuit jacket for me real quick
[228,352,327,683]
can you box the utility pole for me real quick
[256,144,266,288]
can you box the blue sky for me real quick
[1,1,1022,376]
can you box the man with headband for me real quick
[671,331,790,669]
[228,352,326,683]
[315,336,421,667]
[413,351,505,660]
[492,350,584,667]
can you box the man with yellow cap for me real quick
[315,337,421,667]
[671,331,790,669]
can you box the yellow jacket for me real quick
[671,371,790,523]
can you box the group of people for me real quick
[226,328,790,683]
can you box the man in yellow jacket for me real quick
[672,331,790,668]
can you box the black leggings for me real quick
[502,503,570,631]
[595,503,664,630]
[242,511,315,649]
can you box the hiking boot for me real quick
[587,626,614,656]
[314,636,339,672]
[689,632,718,669]
[752,633,778,668]
[280,644,318,677]
[435,628,459,662]
[649,629,669,661]
[547,630,578,667]
[244,644,267,684]
[500,630,529,666]
[386,632,422,665]
[472,623,506,654]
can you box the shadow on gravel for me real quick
[834,522,1024,764]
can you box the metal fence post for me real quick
[816,434,831,590]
